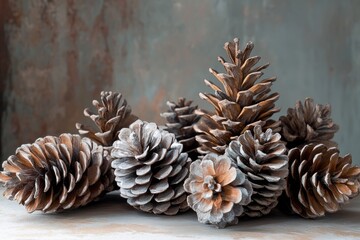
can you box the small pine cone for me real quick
[76,91,138,147]
[184,153,253,228]
[0,134,114,213]
[286,143,360,218]
[111,120,191,215]
[160,97,201,160]
[279,98,339,149]
[226,125,288,217]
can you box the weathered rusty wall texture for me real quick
[1,0,360,164]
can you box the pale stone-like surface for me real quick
[0,188,359,240]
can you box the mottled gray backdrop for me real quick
[1,0,359,165]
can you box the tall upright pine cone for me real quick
[195,38,280,155]
[279,98,339,149]
[0,134,114,213]
[226,125,288,217]
[286,143,360,218]
[111,120,191,215]
[160,97,201,160]
[184,153,253,228]
[76,91,138,147]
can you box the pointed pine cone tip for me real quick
[286,143,360,218]
[0,133,114,213]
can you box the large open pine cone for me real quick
[286,143,360,218]
[111,120,191,215]
[76,91,138,147]
[0,134,114,213]
[184,153,253,228]
[279,98,339,149]
[161,97,201,160]
[226,125,288,217]
[195,38,280,156]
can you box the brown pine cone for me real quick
[0,134,114,213]
[195,38,280,156]
[111,120,191,215]
[184,153,253,228]
[279,98,339,149]
[161,97,201,160]
[76,91,138,147]
[226,125,288,217]
[286,143,360,218]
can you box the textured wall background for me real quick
[1,0,360,165]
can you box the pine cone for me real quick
[280,98,339,149]
[160,97,201,160]
[76,91,138,147]
[195,38,280,156]
[184,153,253,228]
[111,120,191,215]
[226,125,288,217]
[286,143,360,218]
[0,134,114,213]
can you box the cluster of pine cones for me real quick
[1,38,359,228]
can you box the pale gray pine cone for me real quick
[160,97,201,160]
[0,134,114,213]
[226,125,288,217]
[111,119,191,215]
[279,98,339,149]
[76,91,138,147]
[194,38,281,156]
[286,143,360,218]
[184,153,253,228]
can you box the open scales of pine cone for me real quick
[286,143,360,218]
[0,134,114,213]
[195,38,281,156]
[226,125,288,217]
[161,97,201,160]
[76,91,138,147]
[280,98,339,149]
[184,153,253,228]
[111,120,191,215]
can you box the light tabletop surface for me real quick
[0,187,359,240]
